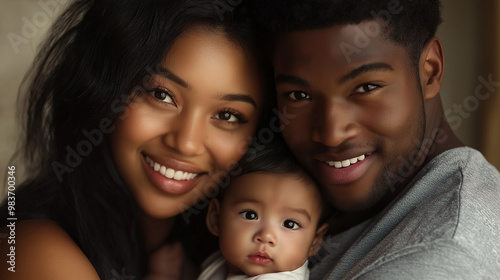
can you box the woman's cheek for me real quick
[211,130,254,168]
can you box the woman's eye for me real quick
[151,89,175,105]
[240,210,258,220]
[212,109,247,124]
[287,91,310,101]
[213,111,239,123]
[283,219,300,230]
[353,84,379,94]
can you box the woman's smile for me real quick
[142,153,204,195]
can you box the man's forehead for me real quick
[273,23,405,71]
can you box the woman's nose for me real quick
[163,110,206,156]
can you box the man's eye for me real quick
[283,219,300,230]
[240,210,258,220]
[287,91,311,101]
[353,84,379,94]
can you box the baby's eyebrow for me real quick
[231,198,261,205]
[284,207,311,222]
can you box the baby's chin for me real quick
[240,265,290,277]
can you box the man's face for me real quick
[273,22,426,212]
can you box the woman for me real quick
[0,0,271,279]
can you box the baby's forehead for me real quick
[222,171,322,208]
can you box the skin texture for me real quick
[273,21,462,230]
[207,172,328,277]
[110,25,264,220]
[0,220,100,280]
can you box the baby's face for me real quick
[217,172,324,276]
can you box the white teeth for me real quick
[326,153,370,169]
[174,171,183,180]
[145,156,198,181]
[166,168,175,179]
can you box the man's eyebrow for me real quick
[285,207,311,222]
[275,74,310,87]
[156,66,189,88]
[340,62,394,83]
[220,93,257,108]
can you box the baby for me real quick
[198,142,329,279]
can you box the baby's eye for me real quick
[240,210,258,220]
[286,91,310,101]
[283,219,301,230]
[151,89,175,105]
[353,84,379,94]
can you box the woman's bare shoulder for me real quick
[0,219,100,280]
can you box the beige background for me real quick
[1,0,499,185]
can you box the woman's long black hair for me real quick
[0,0,270,278]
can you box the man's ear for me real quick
[206,199,221,236]
[419,37,445,100]
[308,223,328,257]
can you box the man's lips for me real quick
[323,152,372,169]
[316,153,374,185]
[248,251,273,265]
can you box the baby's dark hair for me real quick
[236,141,312,185]
[222,137,331,226]
[256,0,442,71]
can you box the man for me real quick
[257,0,500,279]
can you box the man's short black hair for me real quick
[256,0,442,69]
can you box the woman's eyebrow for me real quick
[156,66,189,88]
[219,93,257,108]
[154,67,256,108]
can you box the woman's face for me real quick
[110,25,264,218]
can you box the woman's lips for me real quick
[248,251,273,265]
[145,156,199,180]
[141,155,204,195]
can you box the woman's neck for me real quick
[141,214,174,255]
